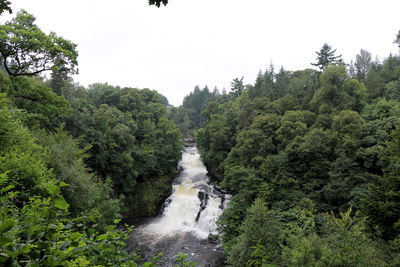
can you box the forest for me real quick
[0,5,183,266]
[1,0,400,266]
[170,35,400,265]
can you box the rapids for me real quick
[128,145,230,266]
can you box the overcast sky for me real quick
[2,0,399,106]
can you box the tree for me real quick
[248,70,266,99]
[149,0,168,7]
[225,199,283,266]
[230,77,245,97]
[0,10,78,76]
[38,128,122,225]
[0,0,11,16]
[181,85,216,129]
[310,64,367,113]
[395,30,400,50]
[354,49,372,81]
[287,69,319,108]
[282,209,385,266]
[364,62,385,98]
[273,66,290,99]
[5,76,72,130]
[312,43,343,71]
[158,93,169,106]
[362,127,400,239]
[310,64,348,112]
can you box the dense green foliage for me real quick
[0,10,182,265]
[0,10,78,76]
[195,41,400,265]
[0,97,136,265]
[60,82,182,217]
[168,85,220,138]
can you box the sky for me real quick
[2,0,400,106]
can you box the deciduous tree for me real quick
[0,10,78,76]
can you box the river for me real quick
[128,145,230,266]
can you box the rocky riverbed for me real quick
[128,231,225,266]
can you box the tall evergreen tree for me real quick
[249,70,266,99]
[312,43,343,71]
[354,49,372,82]
[230,77,245,97]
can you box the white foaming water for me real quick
[142,146,228,239]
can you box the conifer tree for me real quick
[312,43,343,71]
[230,77,245,97]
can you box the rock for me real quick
[200,239,208,245]
[207,233,219,244]
[197,251,225,267]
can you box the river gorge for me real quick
[128,145,230,266]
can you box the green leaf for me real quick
[46,184,60,196]
[96,234,108,241]
[54,197,69,212]
[59,181,69,187]
[20,245,31,254]
[69,232,82,241]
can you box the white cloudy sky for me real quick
[2,0,399,105]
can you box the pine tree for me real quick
[230,77,245,97]
[312,43,343,71]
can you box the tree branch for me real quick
[3,56,13,76]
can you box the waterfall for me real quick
[141,145,229,239]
